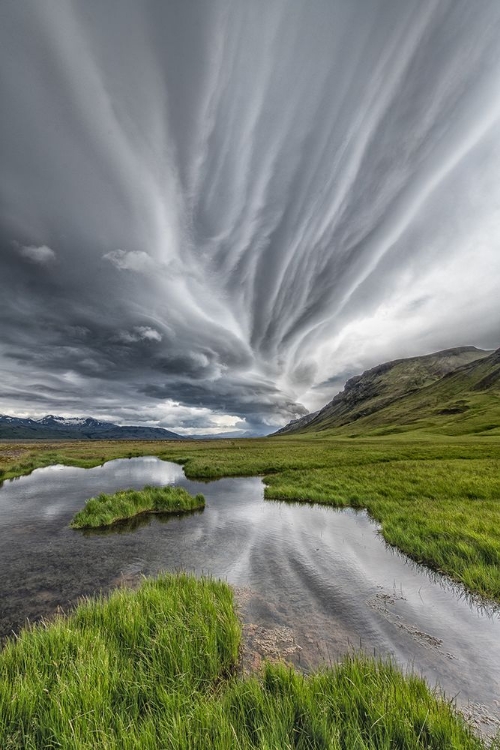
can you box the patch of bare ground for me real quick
[460,702,500,736]
[0,446,29,460]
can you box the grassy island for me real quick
[0,573,486,749]
[70,484,205,529]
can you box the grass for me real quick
[263,459,500,601]
[1,435,500,601]
[70,484,205,529]
[0,573,488,749]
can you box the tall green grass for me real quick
[263,458,500,600]
[0,575,487,749]
[70,485,205,528]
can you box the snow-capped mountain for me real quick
[38,415,89,426]
[0,415,186,441]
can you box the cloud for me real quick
[135,326,162,342]
[103,249,156,273]
[18,244,56,264]
[115,326,162,343]
[0,1,500,432]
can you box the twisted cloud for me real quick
[1,0,499,434]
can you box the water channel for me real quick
[1,456,499,732]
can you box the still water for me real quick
[1,457,499,730]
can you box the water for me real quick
[1,457,499,730]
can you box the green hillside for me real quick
[336,347,500,437]
[279,346,500,437]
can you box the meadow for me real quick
[1,436,500,745]
[1,435,499,601]
[0,573,488,749]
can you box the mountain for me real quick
[273,411,320,435]
[0,415,186,441]
[274,346,497,436]
[348,346,500,436]
[189,430,262,440]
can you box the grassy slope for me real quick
[303,349,500,437]
[277,347,491,436]
[70,485,205,528]
[0,574,485,749]
[1,436,500,602]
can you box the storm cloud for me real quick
[1,0,499,434]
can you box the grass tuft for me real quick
[70,484,205,528]
[0,574,488,749]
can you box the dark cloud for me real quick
[1,0,499,433]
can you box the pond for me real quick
[1,456,499,732]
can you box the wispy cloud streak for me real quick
[0,0,499,432]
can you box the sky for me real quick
[1,0,500,436]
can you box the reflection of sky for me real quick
[0,457,185,522]
[44,502,70,519]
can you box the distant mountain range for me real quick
[0,415,186,441]
[274,346,500,437]
[4,344,499,441]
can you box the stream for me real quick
[1,456,499,733]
